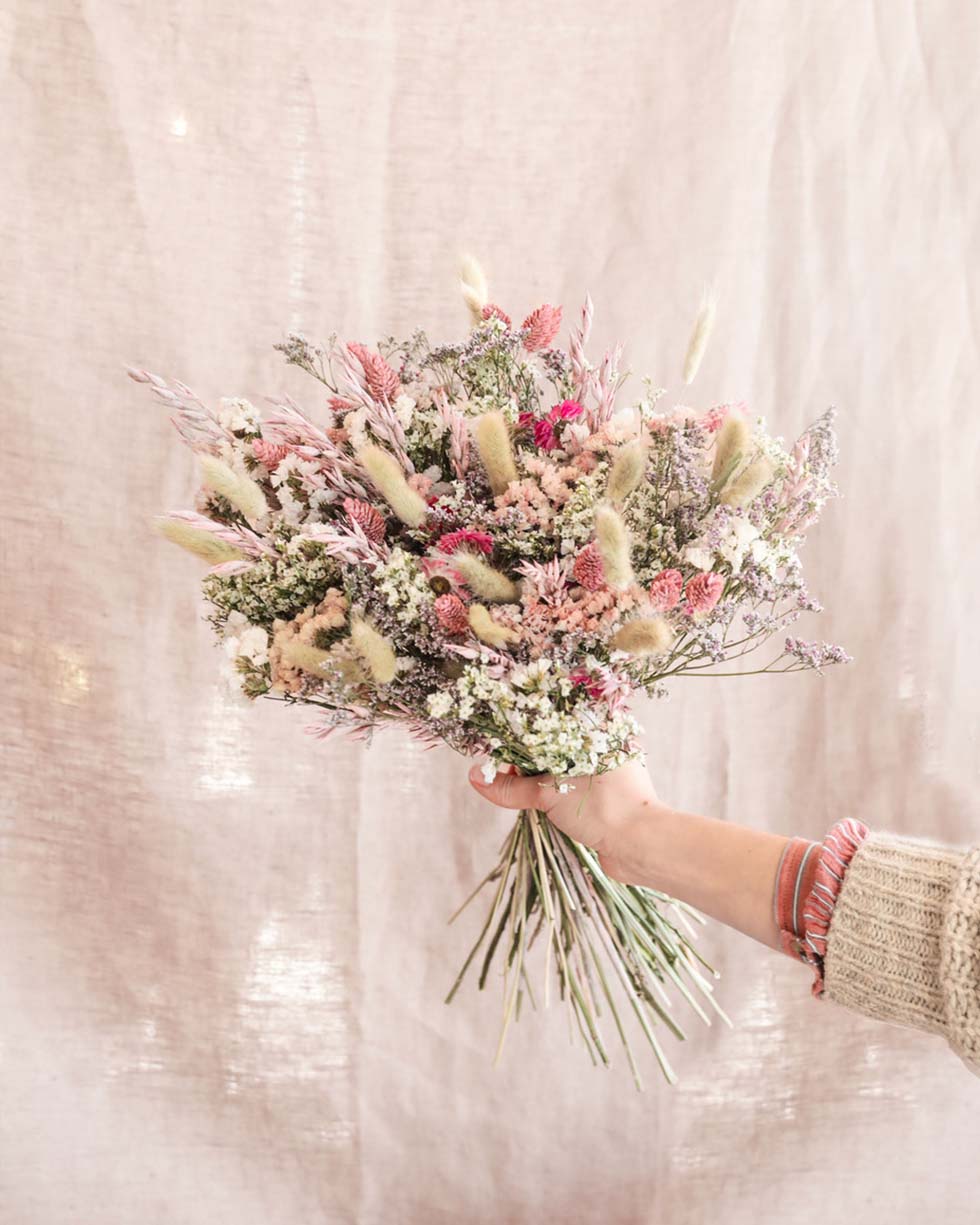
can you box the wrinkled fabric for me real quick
[2,2,979,1222]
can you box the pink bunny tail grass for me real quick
[481,303,512,326]
[343,497,387,544]
[685,572,725,614]
[521,304,563,351]
[572,541,606,591]
[434,592,470,634]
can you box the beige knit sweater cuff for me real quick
[823,831,980,1075]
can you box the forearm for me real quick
[617,801,797,950]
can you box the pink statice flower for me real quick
[685,572,725,614]
[554,399,584,421]
[436,529,494,555]
[648,569,684,611]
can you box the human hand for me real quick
[467,758,668,885]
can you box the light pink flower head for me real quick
[343,497,387,544]
[573,541,606,591]
[481,303,512,326]
[348,342,401,403]
[436,528,494,555]
[685,572,725,614]
[521,304,563,351]
[648,568,683,611]
[408,471,434,498]
[253,438,290,469]
[434,592,470,634]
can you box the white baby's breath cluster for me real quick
[375,546,435,625]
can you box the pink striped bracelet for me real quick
[774,818,870,996]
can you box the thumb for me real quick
[468,762,551,811]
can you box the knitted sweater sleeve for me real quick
[823,831,980,1075]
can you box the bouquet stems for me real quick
[446,809,729,1089]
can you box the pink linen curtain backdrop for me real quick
[2,2,979,1221]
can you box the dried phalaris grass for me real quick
[682,286,717,385]
[458,252,489,324]
[610,616,675,656]
[450,552,520,603]
[350,616,398,684]
[594,504,633,590]
[198,453,268,523]
[468,603,520,647]
[154,517,243,565]
[357,444,428,528]
[474,411,518,494]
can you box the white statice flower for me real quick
[480,759,499,784]
[682,546,715,572]
[717,517,761,575]
[222,612,270,665]
[270,452,323,526]
[565,420,591,449]
[427,690,454,719]
[376,546,434,625]
[393,394,416,430]
[554,464,608,555]
[309,488,339,517]
[217,397,261,434]
[343,407,370,451]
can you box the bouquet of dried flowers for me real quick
[133,258,847,1087]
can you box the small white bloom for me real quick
[717,518,761,575]
[683,546,715,571]
[393,394,416,429]
[480,760,498,784]
[217,397,260,433]
[427,690,454,719]
[343,407,370,451]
